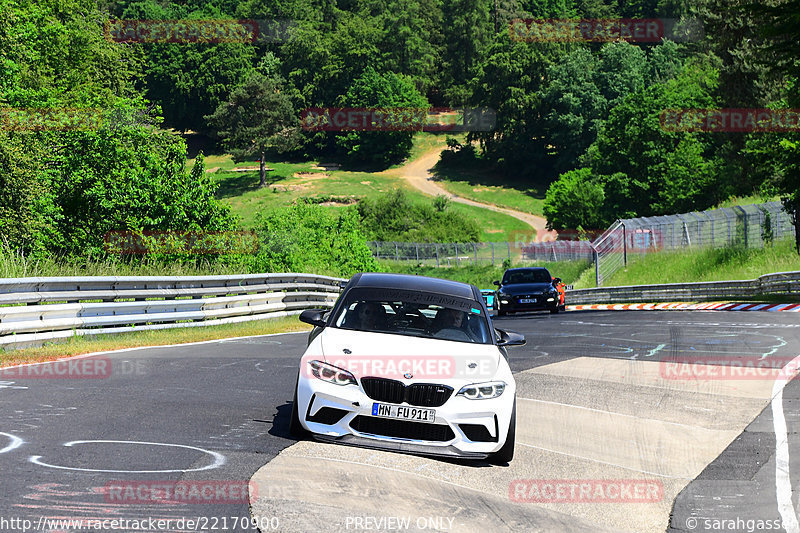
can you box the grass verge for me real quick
[0,316,310,366]
[574,238,800,289]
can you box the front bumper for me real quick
[498,295,558,312]
[297,376,515,458]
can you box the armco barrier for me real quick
[566,270,800,305]
[0,274,346,349]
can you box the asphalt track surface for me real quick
[1,310,800,532]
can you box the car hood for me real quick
[317,327,501,383]
[498,282,553,295]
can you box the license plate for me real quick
[372,403,435,422]
[519,298,537,304]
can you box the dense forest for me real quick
[1,0,798,260]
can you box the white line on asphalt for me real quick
[0,331,306,372]
[771,354,800,533]
[0,432,24,454]
[516,442,692,480]
[517,397,706,431]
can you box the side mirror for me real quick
[493,280,501,287]
[495,328,526,347]
[299,309,327,328]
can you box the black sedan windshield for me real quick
[502,269,551,284]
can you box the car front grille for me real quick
[361,378,453,407]
[350,416,455,442]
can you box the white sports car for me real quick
[290,272,525,463]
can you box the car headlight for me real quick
[457,381,506,400]
[309,360,357,386]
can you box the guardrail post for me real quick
[593,248,600,287]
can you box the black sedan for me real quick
[493,267,562,316]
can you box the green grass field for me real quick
[574,238,800,289]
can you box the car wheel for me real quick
[289,379,309,439]
[489,400,515,464]
[498,307,507,316]
[550,307,559,314]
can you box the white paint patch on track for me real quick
[29,440,225,473]
[0,432,24,454]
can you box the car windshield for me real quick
[502,269,551,284]
[333,297,492,344]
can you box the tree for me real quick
[335,67,429,167]
[206,71,301,187]
[586,62,721,219]
[441,0,492,104]
[542,167,605,230]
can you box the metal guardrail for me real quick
[566,270,800,305]
[0,274,345,349]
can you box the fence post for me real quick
[395,242,399,262]
[734,206,749,247]
[455,243,460,266]
[415,243,419,263]
[491,242,495,265]
[473,243,478,265]
[376,242,380,260]
[622,222,627,266]
[593,248,600,287]
[435,244,440,267]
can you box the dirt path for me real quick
[386,146,556,241]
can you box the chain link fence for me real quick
[368,240,595,266]
[592,201,795,286]
[369,202,795,285]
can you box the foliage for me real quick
[334,67,429,167]
[542,168,605,230]
[357,189,480,242]
[249,201,377,276]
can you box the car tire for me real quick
[289,379,309,439]
[498,307,507,316]
[489,400,515,465]
[550,307,559,314]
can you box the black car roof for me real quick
[351,272,477,300]
[504,267,550,273]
